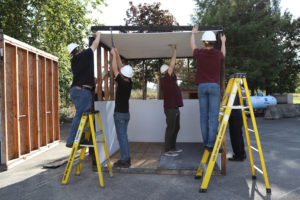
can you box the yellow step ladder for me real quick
[196,73,271,193]
[62,110,113,187]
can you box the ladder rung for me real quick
[96,131,103,135]
[219,112,224,116]
[248,128,255,133]
[244,111,250,114]
[253,165,263,174]
[242,97,248,99]
[231,106,249,109]
[250,146,259,152]
[224,93,230,97]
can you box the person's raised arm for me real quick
[167,44,176,75]
[190,26,198,51]
[220,34,226,57]
[114,48,123,70]
[90,31,101,51]
[110,48,119,77]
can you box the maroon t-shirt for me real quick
[161,73,183,109]
[193,48,224,85]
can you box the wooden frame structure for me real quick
[91,25,226,174]
[0,34,59,169]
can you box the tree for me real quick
[0,0,106,107]
[192,0,299,94]
[124,1,179,99]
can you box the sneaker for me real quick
[228,154,246,162]
[66,143,73,148]
[113,159,131,168]
[164,151,179,157]
[171,148,183,153]
[205,146,223,153]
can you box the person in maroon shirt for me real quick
[190,26,226,151]
[160,44,184,157]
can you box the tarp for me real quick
[99,31,220,60]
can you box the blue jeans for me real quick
[198,83,220,147]
[114,112,130,162]
[66,86,92,146]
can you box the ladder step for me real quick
[250,146,259,152]
[219,112,224,116]
[248,128,255,133]
[96,131,103,136]
[244,111,250,114]
[231,106,249,109]
[253,164,264,174]
[224,93,230,97]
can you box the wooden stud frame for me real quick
[0,34,59,168]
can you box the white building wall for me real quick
[94,99,203,162]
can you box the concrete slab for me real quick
[0,117,299,200]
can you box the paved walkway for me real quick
[0,117,299,200]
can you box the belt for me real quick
[75,85,93,91]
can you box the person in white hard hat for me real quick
[110,47,133,168]
[160,44,183,157]
[66,31,101,148]
[190,26,226,152]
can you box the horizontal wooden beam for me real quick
[91,25,223,32]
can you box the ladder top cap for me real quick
[229,73,247,78]
[82,110,100,116]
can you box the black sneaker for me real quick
[113,159,131,168]
[205,146,223,153]
[228,154,246,161]
[66,143,73,148]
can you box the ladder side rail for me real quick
[242,78,271,190]
[95,113,114,177]
[89,114,105,187]
[200,79,240,191]
[237,82,256,177]
[62,116,88,184]
[219,78,235,122]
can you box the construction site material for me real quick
[62,111,113,187]
[0,34,59,170]
[264,104,300,119]
[272,93,293,104]
[197,73,271,193]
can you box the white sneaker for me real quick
[164,151,179,157]
[171,148,183,153]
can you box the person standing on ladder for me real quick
[66,31,101,148]
[160,44,184,157]
[190,26,226,151]
[110,47,133,168]
[228,87,246,161]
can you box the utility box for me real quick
[0,34,59,170]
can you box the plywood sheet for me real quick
[99,31,219,59]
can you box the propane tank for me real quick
[249,93,277,109]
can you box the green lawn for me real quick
[294,94,300,104]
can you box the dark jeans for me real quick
[229,115,246,158]
[164,107,180,152]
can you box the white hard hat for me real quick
[202,31,216,41]
[121,65,133,78]
[160,64,169,74]
[67,43,79,54]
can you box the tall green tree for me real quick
[193,0,299,94]
[124,1,179,99]
[0,0,106,106]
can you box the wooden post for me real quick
[109,53,114,100]
[54,61,59,140]
[0,36,7,164]
[104,50,109,100]
[12,45,20,158]
[97,47,102,101]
